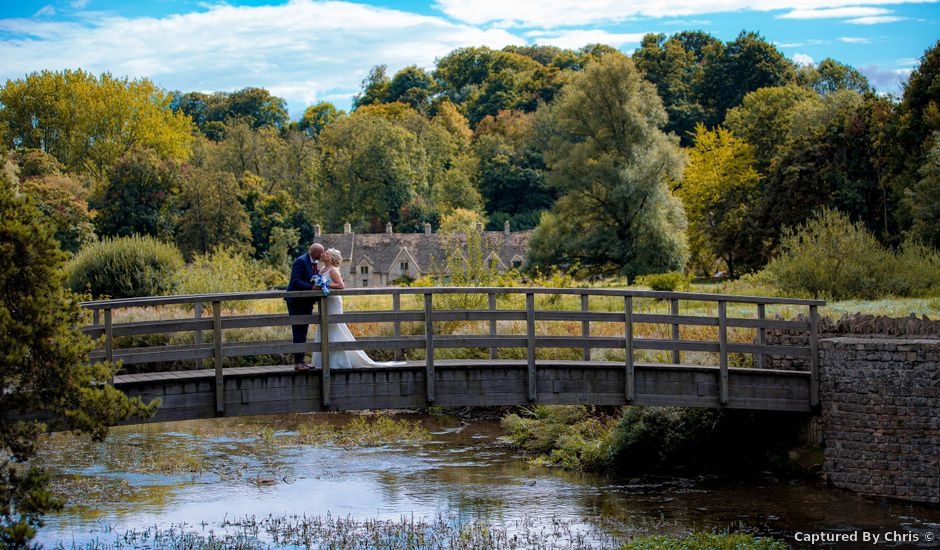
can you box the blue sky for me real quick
[1,0,937,117]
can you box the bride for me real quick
[312,248,405,369]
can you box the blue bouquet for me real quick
[312,273,331,296]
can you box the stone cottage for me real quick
[313,222,531,287]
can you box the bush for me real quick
[764,208,940,299]
[501,405,618,471]
[177,246,281,296]
[635,271,689,292]
[66,236,183,298]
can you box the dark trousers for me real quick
[286,298,314,364]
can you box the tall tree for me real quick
[297,102,343,137]
[174,167,252,259]
[678,125,760,277]
[0,70,193,180]
[0,170,155,546]
[723,85,818,170]
[94,149,180,239]
[528,54,688,278]
[797,58,870,94]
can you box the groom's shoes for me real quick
[294,362,312,372]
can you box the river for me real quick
[32,412,940,549]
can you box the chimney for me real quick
[424,222,432,235]
[504,220,510,236]
[386,222,393,234]
[314,224,321,237]
[343,222,351,234]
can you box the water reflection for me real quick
[34,413,940,548]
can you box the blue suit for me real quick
[286,253,319,363]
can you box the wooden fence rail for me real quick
[81,287,824,415]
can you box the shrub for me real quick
[764,208,940,299]
[635,271,689,292]
[66,236,183,298]
[177,246,281,296]
[764,209,890,300]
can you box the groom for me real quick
[286,242,324,371]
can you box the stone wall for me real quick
[766,313,940,370]
[819,337,939,504]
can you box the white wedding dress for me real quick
[311,292,405,369]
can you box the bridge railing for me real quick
[80,287,824,413]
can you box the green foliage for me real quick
[0,170,155,545]
[439,208,486,234]
[907,133,940,247]
[528,53,689,279]
[174,167,252,260]
[473,110,554,230]
[177,247,282,305]
[0,69,193,179]
[622,532,788,550]
[797,58,870,95]
[635,272,690,292]
[501,406,617,471]
[171,87,289,135]
[764,209,940,299]
[94,149,180,239]
[297,102,343,137]
[17,174,95,254]
[679,125,761,276]
[66,235,184,298]
[723,85,818,170]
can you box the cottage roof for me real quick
[314,230,531,275]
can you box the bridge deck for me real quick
[115,360,812,424]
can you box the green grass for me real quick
[621,532,789,550]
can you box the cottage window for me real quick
[362,279,369,287]
[360,265,369,274]
[512,260,522,268]
[400,261,409,272]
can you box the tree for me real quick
[699,31,796,127]
[297,102,343,137]
[528,54,689,279]
[94,149,180,239]
[797,58,870,94]
[353,65,391,109]
[18,175,95,254]
[0,70,193,180]
[174,167,252,259]
[224,87,289,129]
[440,207,486,234]
[317,113,426,231]
[723,85,818,170]
[386,66,435,112]
[0,170,155,545]
[473,110,553,230]
[678,125,760,277]
[908,133,940,246]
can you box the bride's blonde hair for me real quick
[325,248,342,266]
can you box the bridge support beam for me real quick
[424,293,435,403]
[526,292,536,401]
[624,296,634,402]
[320,297,331,408]
[213,300,224,413]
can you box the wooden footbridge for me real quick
[81,287,824,424]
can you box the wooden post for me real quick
[212,300,224,413]
[625,296,634,403]
[93,308,100,328]
[488,292,497,360]
[194,302,203,346]
[755,303,766,369]
[424,293,435,403]
[103,308,113,364]
[671,298,680,364]
[195,302,204,369]
[525,292,536,402]
[581,294,590,360]
[809,304,820,407]
[718,300,729,405]
[320,297,331,408]
[392,293,402,361]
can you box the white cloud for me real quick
[525,29,647,49]
[33,5,56,17]
[776,42,805,47]
[0,0,523,115]
[69,0,91,8]
[846,15,906,23]
[838,36,872,43]
[860,64,912,89]
[778,7,889,19]
[792,52,815,65]
[433,1,936,28]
